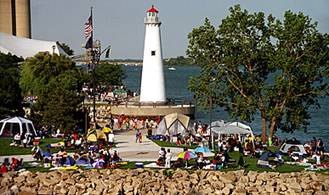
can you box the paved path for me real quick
[0,130,186,163]
[114,130,185,162]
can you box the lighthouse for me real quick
[140,5,166,103]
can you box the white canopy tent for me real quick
[155,113,195,138]
[209,121,254,149]
[0,117,37,137]
[280,143,307,156]
[0,32,67,59]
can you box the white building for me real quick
[140,5,166,103]
[0,32,67,59]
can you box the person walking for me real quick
[138,130,142,143]
[165,149,172,168]
[135,129,140,143]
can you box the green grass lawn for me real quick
[23,162,51,172]
[0,137,68,156]
[2,136,322,174]
[151,140,198,149]
[0,137,117,156]
[22,161,152,172]
[19,150,316,174]
[225,151,305,173]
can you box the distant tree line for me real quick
[105,56,196,66]
[164,56,195,66]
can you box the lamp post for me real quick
[84,7,111,128]
[91,40,101,126]
[85,40,111,127]
[209,96,213,150]
[52,45,56,54]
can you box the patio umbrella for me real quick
[177,151,197,160]
[194,147,211,153]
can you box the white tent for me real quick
[211,120,225,127]
[0,117,37,137]
[0,32,67,59]
[209,121,254,149]
[280,143,307,156]
[155,113,195,138]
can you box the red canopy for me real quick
[147,5,158,13]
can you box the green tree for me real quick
[20,52,84,130]
[0,53,24,118]
[94,62,125,86]
[20,52,75,96]
[42,70,84,131]
[267,11,329,138]
[57,42,74,56]
[187,5,329,142]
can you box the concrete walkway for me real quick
[114,130,185,162]
[0,130,187,163]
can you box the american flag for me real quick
[84,15,93,48]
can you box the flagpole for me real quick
[91,6,96,127]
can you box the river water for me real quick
[123,65,328,150]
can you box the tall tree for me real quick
[0,53,24,118]
[20,52,84,130]
[94,62,125,86]
[42,70,84,131]
[20,52,75,96]
[267,11,329,138]
[57,42,74,56]
[187,5,329,142]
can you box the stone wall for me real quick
[1,169,329,194]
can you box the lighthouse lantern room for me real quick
[140,5,166,103]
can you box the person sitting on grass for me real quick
[57,148,68,166]
[10,158,19,171]
[156,148,166,166]
[196,153,204,169]
[0,163,8,175]
[311,151,321,166]
[237,141,245,168]
[31,145,43,161]
[214,152,225,171]
[43,148,53,166]
[111,150,121,163]
[13,133,21,146]
[172,158,184,169]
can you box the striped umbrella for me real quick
[177,151,197,160]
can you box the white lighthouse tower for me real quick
[140,5,166,103]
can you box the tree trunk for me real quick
[260,109,267,143]
[269,117,277,139]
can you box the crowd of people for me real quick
[112,115,160,131]
[82,84,136,104]
[42,146,123,169]
[2,113,328,173]
[30,128,123,170]
[12,132,34,147]
[0,157,23,175]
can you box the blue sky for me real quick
[31,0,329,59]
